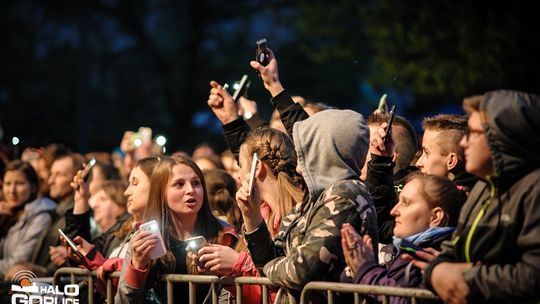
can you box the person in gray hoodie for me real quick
[0,160,55,281]
[425,90,540,303]
[240,108,379,302]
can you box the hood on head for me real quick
[293,109,370,202]
[480,90,540,189]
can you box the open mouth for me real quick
[185,198,197,205]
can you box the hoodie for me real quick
[425,90,540,302]
[0,197,56,278]
[245,109,379,301]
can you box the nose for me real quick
[459,135,467,149]
[185,182,195,194]
[48,174,55,186]
[124,186,131,197]
[390,204,399,217]
[415,155,424,168]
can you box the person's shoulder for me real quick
[321,179,370,202]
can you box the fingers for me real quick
[423,247,441,257]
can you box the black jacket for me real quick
[65,209,131,258]
[425,90,540,302]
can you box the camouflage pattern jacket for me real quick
[245,179,378,299]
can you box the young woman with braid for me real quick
[190,126,304,304]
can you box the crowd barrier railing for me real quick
[52,267,438,304]
[300,281,439,304]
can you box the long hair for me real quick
[240,127,304,237]
[204,169,242,232]
[115,156,161,239]
[144,155,222,272]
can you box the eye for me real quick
[192,179,202,187]
[174,181,185,188]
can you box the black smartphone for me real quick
[399,239,427,262]
[256,39,270,66]
[383,105,396,144]
[232,74,250,103]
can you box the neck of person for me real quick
[172,213,197,241]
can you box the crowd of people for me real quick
[0,47,539,304]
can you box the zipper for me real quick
[464,176,495,263]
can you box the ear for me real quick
[392,152,398,164]
[257,161,268,180]
[429,207,445,227]
[446,153,459,171]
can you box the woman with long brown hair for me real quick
[116,155,237,303]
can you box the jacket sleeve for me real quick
[0,213,52,275]
[262,195,364,290]
[222,118,250,161]
[115,243,149,304]
[270,90,309,138]
[461,189,540,302]
[64,208,92,242]
[365,154,397,244]
[244,221,283,269]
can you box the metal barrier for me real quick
[300,281,439,304]
[52,267,438,304]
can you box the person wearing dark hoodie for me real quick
[237,107,379,302]
[0,160,56,280]
[425,90,540,303]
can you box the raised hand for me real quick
[207,80,239,125]
[341,223,376,276]
[236,173,263,233]
[249,49,284,97]
[369,122,395,158]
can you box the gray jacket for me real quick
[0,197,56,278]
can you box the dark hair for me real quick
[101,180,128,208]
[404,172,466,227]
[368,113,418,171]
[204,169,242,232]
[3,160,40,203]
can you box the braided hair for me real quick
[240,127,304,237]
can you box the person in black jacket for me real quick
[425,90,540,303]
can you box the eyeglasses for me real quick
[465,127,484,141]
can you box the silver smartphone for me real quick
[184,236,208,254]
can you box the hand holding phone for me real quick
[184,236,208,254]
[232,75,250,103]
[58,229,86,261]
[139,220,167,259]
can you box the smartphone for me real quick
[184,236,208,254]
[383,105,396,145]
[255,39,270,66]
[139,220,167,259]
[80,158,97,184]
[232,74,250,103]
[248,153,259,196]
[58,229,85,261]
[399,239,427,262]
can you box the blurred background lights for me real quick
[156,135,167,146]
[12,136,20,145]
